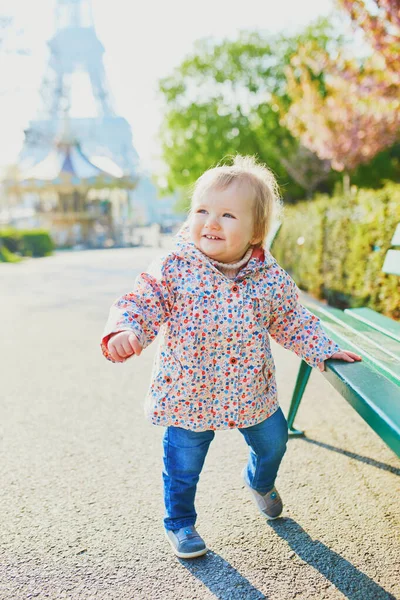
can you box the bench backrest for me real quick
[382,223,400,276]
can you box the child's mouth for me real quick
[203,235,223,241]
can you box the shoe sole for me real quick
[242,471,283,520]
[164,530,208,559]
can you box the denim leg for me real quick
[163,426,215,531]
[239,407,288,495]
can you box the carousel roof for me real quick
[24,142,124,182]
[8,140,136,193]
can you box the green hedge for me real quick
[0,229,54,262]
[20,230,54,257]
[271,183,400,320]
[0,244,22,263]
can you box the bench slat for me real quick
[291,243,400,455]
[307,304,400,362]
[390,223,400,246]
[323,359,400,457]
[304,305,400,385]
[382,249,400,275]
[345,307,400,344]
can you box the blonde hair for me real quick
[189,155,282,248]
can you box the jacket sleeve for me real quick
[101,257,175,362]
[268,270,339,368]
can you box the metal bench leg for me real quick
[287,360,312,437]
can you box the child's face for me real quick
[189,183,258,263]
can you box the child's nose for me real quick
[206,216,220,229]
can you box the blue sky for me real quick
[0,0,334,173]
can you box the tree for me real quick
[337,0,400,75]
[281,2,400,182]
[279,145,331,198]
[283,44,399,172]
[157,22,337,204]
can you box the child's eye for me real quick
[223,213,235,219]
[196,209,208,214]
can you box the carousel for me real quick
[5,133,137,248]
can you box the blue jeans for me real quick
[162,407,288,531]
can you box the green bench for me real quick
[286,224,400,457]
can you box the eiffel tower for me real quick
[20,0,139,175]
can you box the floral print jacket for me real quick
[101,241,339,431]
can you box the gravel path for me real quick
[1,245,399,600]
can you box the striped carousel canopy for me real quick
[11,140,135,193]
[22,142,122,183]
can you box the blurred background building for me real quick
[2,0,180,248]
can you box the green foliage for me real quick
[0,229,54,260]
[20,230,54,257]
[158,21,342,206]
[351,143,400,189]
[272,182,400,319]
[0,244,22,263]
[0,228,21,254]
[284,2,400,174]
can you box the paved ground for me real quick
[0,243,399,600]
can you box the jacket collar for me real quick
[173,227,276,278]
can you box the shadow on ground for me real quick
[269,518,396,600]
[298,437,400,476]
[178,518,396,600]
[180,552,267,599]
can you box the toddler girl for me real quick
[101,155,360,559]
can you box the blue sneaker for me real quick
[242,467,283,520]
[165,526,208,558]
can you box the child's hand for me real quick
[317,350,362,372]
[108,331,142,362]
